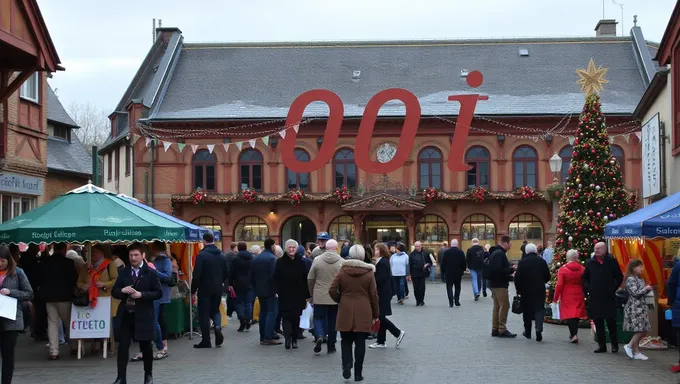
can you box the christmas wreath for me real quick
[288,189,305,206]
[335,185,351,204]
[515,186,539,203]
[192,188,207,205]
[421,187,439,203]
[467,186,489,203]
[241,189,258,203]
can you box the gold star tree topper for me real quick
[576,58,609,95]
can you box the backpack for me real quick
[482,255,492,280]
[472,249,485,267]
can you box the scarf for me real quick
[88,258,111,308]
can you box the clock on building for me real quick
[376,143,397,163]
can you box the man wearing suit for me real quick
[251,238,281,345]
[441,239,467,307]
[112,242,162,384]
[192,232,229,348]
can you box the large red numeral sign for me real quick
[281,70,486,174]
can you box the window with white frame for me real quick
[0,195,36,223]
[20,73,40,103]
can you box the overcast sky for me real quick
[38,0,676,114]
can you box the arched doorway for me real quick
[328,215,356,242]
[192,216,222,250]
[415,215,448,249]
[460,214,496,251]
[234,216,269,250]
[281,216,317,248]
[508,213,543,261]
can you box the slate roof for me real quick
[47,135,92,177]
[46,85,78,128]
[148,32,658,121]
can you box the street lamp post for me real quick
[548,153,563,238]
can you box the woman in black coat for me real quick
[514,244,550,341]
[368,243,405,349]
[274,240,310,349]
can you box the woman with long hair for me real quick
[0,245,33,383]
[329,245,379,381]
[369,243,405,350]
[622,259,653,360]
[87,244,118,354]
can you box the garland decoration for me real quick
[241,189,258,203]
[515,186,539,203]
[335,185,352,205]
[289,189,305,206]
[544,183,565,202]
[192,188,207,205]
[467,186,490,203]
[421,187,439,203]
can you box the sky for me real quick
[38,0,677,114]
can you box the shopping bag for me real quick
[299,303,313,329]
[550,302,561,320]
[219,298,228,328]
[253,297,260,322]
[371,318,381,333]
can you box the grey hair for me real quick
[274,245,283,258]
[566,249,579,261]
[326,239,338,251]
[450,239,458,247]
[471,238,479,244]
[348,244,365,260]
[250,245,261,253]
[285,239,299,249]
[525,243,537,254]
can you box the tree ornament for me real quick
[568,236,573,242]
[595,185,601,191]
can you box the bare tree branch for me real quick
[67,101,109,154]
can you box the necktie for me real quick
[132,269,139,283]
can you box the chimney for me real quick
[595,19,618,37]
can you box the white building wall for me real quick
[102,144,133,195]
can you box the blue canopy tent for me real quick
[605,191,680,239]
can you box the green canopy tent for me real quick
[0,184,186,244]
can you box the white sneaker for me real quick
[633,353,648,361]
[368,343,386,349]
[395,331,405,349]
[624,344,634,359]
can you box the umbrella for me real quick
[0,184,186,244]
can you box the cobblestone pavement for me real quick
[12,281,680,383]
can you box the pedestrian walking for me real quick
[111,243,162,384]
[408,241,431,306]
[514,243,550,341]
[622,259,653,360]
[251,238,281,346]
[308,239,343,354]
[368,243,405,350]
[488,236,517,338]
[231,242,255,332]
[389,243,409,305]
[329,245,379,382]
[441,239,466,307]
[465,238,486,300]
[274,240,310,350]
[552,249,586,343]
[583,242,623,354]
[224,243,238,317]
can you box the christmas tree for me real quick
[547,60,636,293]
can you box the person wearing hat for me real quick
[310,232,331,259]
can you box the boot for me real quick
[144,373,153,384]
[112,378,126,384]
[237,320,246,332]
[284,337,291,350]
[245,319,251,331]
[214,326,224,346]
[291,340,298,349]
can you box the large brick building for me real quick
[104,20,655,257]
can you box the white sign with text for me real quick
[70,297,111,339]
[641,114,662,198]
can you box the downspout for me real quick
[91,145,98,185]
[660,121,668,198]
[150,143,155,207]
[130,142,135,198]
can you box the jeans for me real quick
[429,266,436,282]
[376,316,401,345]
[341,332,367,377]
[0,331,17,384]
[470,269,486,296]
[236,289,255,321]
[117,311,152,380]
[313,305,338,348]
[412,277,426,304]
[392,276,406,301]
[152,302,166,351]
[522,310,545,335]
[197,294,221,345]
[257,296,278,341]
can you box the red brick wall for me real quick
[44,173,89,202]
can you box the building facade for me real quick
[112,22,653,258]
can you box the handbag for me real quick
[511,295,523,314]
[371,318,381,333]
[228,286,236,299]
[167,272,178,287]
[72,290,89,307]
[615,288,629,306]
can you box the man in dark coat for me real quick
[408,241,431,306]
[437,242,447,282]
[191,233,229,348]
[112,242,162,384]
[441,239,467,307]
[465,238,487,300]
[231,242,255,332]
[251,238,281,345]
[274,239,310,349]
[514,243,550,341]
[224,242,238,317]
[583,241,624,353]
[488,235,517,338]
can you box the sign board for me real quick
[70,297,111,339]
[0,172,43,196]
[641,114,662,198]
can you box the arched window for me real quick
[513,146,538,188]
[559,145,573,182]
[460,214,496,251]
[192,150,217,191]
[508,214,543,260]
[415,215,448,243]
[234,216,269,248]
[611,145,625,180]
[333,149,356,189]
[328,215,355,241]
[418,147,443,189]
[239,149,263,191]
[286,149,310,191]
[192,216,222,249]
[465,146,490,189]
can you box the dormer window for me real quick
[52,126,70,142]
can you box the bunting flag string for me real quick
[235,142,243,151]
[130,134,140,145]
[145,137,152,147]
[177,143,186,153]
[191,144,199,154]
[223,143,230,153]
[262,136,269,146]
[163,141,172,152]
[248,139,257,148]
[207,144,215,154]
[279,130,287,139]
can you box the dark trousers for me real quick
[445,276,462,305]
[226,295,235,316]
[117,311,153,380]
[594,317,618,348]
[34,298,47,339]
[412,276,426,304]
[341,332,367,376]
[313,305,338,348]
[281,313,299,342]
[197,294,221,344]
[0,331,17,384]
[257,296,277,341]
[566,318,580,337]
[404,280,409,297]
[522,309,545,335]
[376,316,400,345]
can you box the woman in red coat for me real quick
[553,249,587,343]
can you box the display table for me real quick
[164,298,187,337]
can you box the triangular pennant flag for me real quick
[222,143,230,153]
[130,134,140,145]
[248,139,257,148]
[532,137,539,143]
[624,134,630,143]
[207,144,215,154]
[163,141,172,152]
[568,136,575,146]
[145,137,152,147]
[177,143,186,153]
[634,132,642,141]
[293,124,300,133]
[279,130,287,139]
[235,142,243,151]
[262,136,269,146]
[191,144,199,153]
